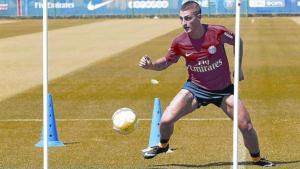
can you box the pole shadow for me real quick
[63,141,80,145]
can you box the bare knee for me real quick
[161,111,176,127]
[159,89,197,128]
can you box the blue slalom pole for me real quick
[36,94,64,147]
[148,98,163,148]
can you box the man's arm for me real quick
[139,55,173,71]
[236,38,244,81]
[222,33,244,81]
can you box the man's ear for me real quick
[198,14,201,19]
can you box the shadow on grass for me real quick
[148,160,300,168]
[63,141,80,145]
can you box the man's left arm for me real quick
[238,38,244,81]
[221,32,244,81]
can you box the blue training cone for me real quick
[35,94,64,147]
[148,98,163,148]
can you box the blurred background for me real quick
[1,0,299,17]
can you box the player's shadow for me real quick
[148,160,300,168]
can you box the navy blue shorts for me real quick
[182,81,234,107]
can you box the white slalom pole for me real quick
[42,0,48,167]
[233,0,241,169]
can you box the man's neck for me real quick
[189,24,205,39]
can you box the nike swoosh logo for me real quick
[185,52,193,57]
[87,0,114,11]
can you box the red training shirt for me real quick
[165,24,235,90]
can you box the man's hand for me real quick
[139,55,172,71]
[139,55,153,69]
[233,70,245,81]
[239,70,244,81]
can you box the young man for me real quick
[139,1,275,167]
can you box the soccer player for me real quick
[139,1,275,167]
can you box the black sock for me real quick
[250,152,260,158]
[250,152,261,162]
[160,139,169,144]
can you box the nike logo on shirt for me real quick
[185,52,193,57]
[87,0,114,10]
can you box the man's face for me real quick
[179,9,200,33]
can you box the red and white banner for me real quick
[17,0,22,16]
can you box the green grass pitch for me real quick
[0,17,299,169]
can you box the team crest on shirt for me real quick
[208,45,217,54]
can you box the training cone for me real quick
[148,98,163,148]
[35,94,64,147]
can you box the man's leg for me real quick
[220,95,260,154]
[160,89,199,142]
[144,89,199,159]
[220,95,275,167]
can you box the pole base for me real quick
[35,140,64,147]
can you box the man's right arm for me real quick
[139,55,172,71]
[139,37,180,71]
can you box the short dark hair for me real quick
[181,1,201,15]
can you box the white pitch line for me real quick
[0,118,230,122]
